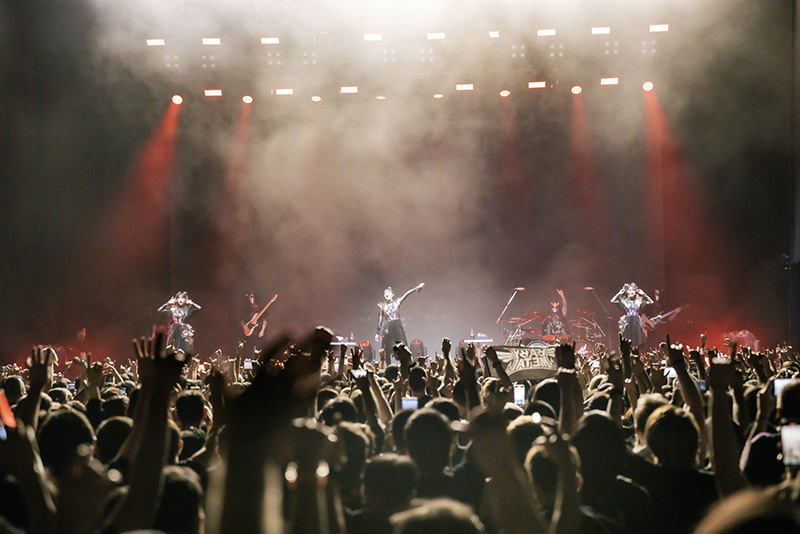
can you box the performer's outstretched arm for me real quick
[157,299,173,313]
[397,282,425,306]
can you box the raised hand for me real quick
[352,345,363,371]
[394,342,413,379]
[132,330,186,396]
[555,343,576,370]
[663,335,687,370]
[707,357,734,393]
[27,346,56,393]
[442,337,452,357]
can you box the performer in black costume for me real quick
[158,291,201,353]
[375,283,425,362]
[611,283,653,351]
[541,289,569,343]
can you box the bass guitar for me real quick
[241,294,278,336]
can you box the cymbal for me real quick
[524,312,542,319]
[503,317,528,324]
[521,327,541,334]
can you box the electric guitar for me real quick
[241,294,278,336]
[643,305,684,331]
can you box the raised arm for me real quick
[707,357,748,496]
[638,289,654,305]
[664,336,706,451]
[557,289,567,316]
[156,298,174,313]
[396,282,425,306]
[610,288,625,304]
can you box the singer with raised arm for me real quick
[376,283,425,360]
[158,291,201,353]
[611,283,653,351]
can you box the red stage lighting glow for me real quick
[242,95,253,104]
[172,95,183,105]
[643,81,655,92]
[499,90,511,97]
[571,86,582,95]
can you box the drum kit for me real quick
[500,310,605,358]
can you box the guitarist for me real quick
[642,289,682,329]
[242,292,277,338]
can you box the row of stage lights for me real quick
[145,25,669,48]
[169,81,656,104]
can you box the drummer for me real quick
[541,289,570,344]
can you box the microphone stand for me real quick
[496,289,521,345]
[589,288,616,351]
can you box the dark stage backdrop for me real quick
[0,0,794,362]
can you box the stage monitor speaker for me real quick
[359,340,374,362]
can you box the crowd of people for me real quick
[1,325,800,534]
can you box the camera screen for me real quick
[781,425,800,466]
[401,397,419,410]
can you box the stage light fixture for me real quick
[204,89,222,97]
[591,27,611,35]
[600,77,619,85]
[427,32,446,40]
[364,33,383,41]
[275,89,294,95]
[146,39,166,46]
[528,81,546,89]
[261,37,280,45]
[649,24,669,33]
[340,86,358,94]
[376,95,386,100]
[242,95,253,103]
[172,95,183,105]
[433,93,444,99]
[202,38,221,45]
[571,86,582,95]
[489,31,500,38]
[455,83,474,91]
[643,81,654,91]
[537,29,556,37]
[311,95,322,102]
[499,90,511,97]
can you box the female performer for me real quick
[375,283,425,360]
[158,291,201,353]
[611,283,653,350]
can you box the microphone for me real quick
[514,287,525,291]
[583,286,595,291]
